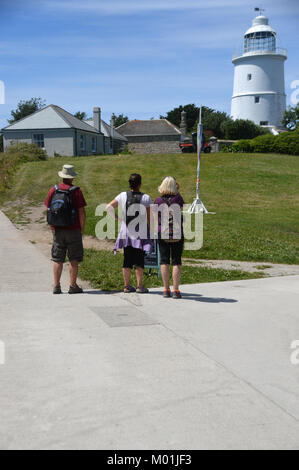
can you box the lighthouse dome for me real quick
[253,15,269,26]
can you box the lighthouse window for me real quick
[260,121,268,126]
[255,96,260,103]
[247,74,252,81]
[244,31,276,53]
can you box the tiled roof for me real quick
[116,119,182,136]
[2,105,101,133]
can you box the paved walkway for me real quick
[0,210,299,450]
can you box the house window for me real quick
[260,121,269,126]
[247,73,252,81]
[255,96,260,103]
[33,134,44,148]
[92,137,97,153]
[80,134,86,151]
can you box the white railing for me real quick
[232,48,287,59]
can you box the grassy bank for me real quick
[79,249,264,290]
[1,152,298,264]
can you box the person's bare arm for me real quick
[106,199,119,220]
[78,207,86,234]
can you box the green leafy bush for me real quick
[250,134,276,153]
[0,143,47,192]
[221,144,234,153]
[118,145,133,155]
[231,130,299,156]
[231,139,252,153]
[272,129,299,155]
[220,118,268,140]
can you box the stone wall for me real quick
[126,135,181,154]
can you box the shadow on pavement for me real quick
[84,290,121,295]
[149,291,238,303]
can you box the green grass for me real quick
[1,152,299,264]
[79,249,264,290]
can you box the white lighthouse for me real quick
[231,9,287,129]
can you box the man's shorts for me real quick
[51,229,83,263]
[158,238,184,266]
[123,246,145,269]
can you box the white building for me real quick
[2,105,127,156]
[231,11,287,128]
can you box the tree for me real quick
[282,104,299,130]
[160,103,199,133]
[160,104,229,137]
[8,97,46,124]
[114,114,129,127]
[74,111,87,121]
[220,118,268,140]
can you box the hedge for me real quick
[231,130,299,155]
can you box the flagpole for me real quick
[186,105,215,215]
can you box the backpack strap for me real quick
[68,186,79,193]
[54,184,59,192]
[162,195,173,206]
[126,190,143,203]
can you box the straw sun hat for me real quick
[58,164,78,179]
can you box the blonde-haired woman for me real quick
[154,176,184,299]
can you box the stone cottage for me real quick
[116,119,183,154]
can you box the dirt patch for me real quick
[183,258,299,277]
[7,203,115,254]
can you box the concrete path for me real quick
[0,210,299,450]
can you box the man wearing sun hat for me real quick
[44,164,87,294]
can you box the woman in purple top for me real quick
[154,176,184,299]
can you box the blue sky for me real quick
[0,0,298,129]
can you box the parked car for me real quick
[179,132,211,153]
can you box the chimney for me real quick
[180,110,187,136]
[93,107,101,132]
[110,112,115,129]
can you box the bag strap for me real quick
[54,185,79,194]
[126,190,143,205]
[68,186,79,193]
[162,195,173,206]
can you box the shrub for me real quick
[273,130,299,156]
[220,118,268,140]
[229,130,299,156]
[118,145,133,155]
[0,143,47,192]
[4,142,47,162]
[250,134,276,153]
[222,144,234,153]
[231,139,252,153]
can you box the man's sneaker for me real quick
[53,285,62,295]
[124,285,136,293]
[163,289,171,298]
[68,284,83,294]
[136,286,149,294]
[173,290,182,299]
